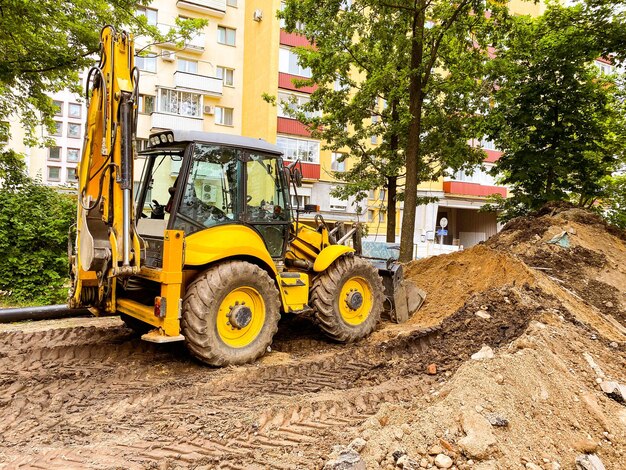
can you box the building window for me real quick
[68,123,81,138]
[216,66,234,86]
[215,106,234,126]
[290,194,310,208]
[159,89,202,117]
[136,138,149,152]
[379,189,386,200]
[136,6,158,26]
[278,92,319,119]
[367,210,374,222]
[67,148,80,162]
[68,103,81,119]
[47,166,61,182]
[226,0,237,6]
[136,55,157,73]
[53,100,63,116]
[67,167,78,182]
[48,146,61,160]
[368,189,375,200]
[276,136,320,163]
[378,211,386,223]
[595,60,614,75]
[278,48,312,78]
[371,115,378,144]
[331,152,346,172]
[217,26,236,46]
[478,137,496,151]
[51,121,62,137]
[177,58,198,74]
[138,95,155,114]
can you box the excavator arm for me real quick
[69,26,141,309]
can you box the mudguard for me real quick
[312,245,354,272]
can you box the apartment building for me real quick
[4,0,547,254]
[268,1,544,250]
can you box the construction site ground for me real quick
[0,205,625,469]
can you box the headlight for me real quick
[167,133,174,143]
[159,134,167,143]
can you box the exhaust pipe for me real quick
[0,304,91,323]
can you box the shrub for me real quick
[0,151,76,304]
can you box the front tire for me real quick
[311,255,384,342]
[182,260,281,366]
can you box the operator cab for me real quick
[135,130,291,267]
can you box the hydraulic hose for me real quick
[0,305,91,323]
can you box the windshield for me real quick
[135,150,185,223]
[172,143,239,235]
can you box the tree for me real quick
[280,0,505,259]
[598,174,626,229]
[0,152,76,304]
[485,2,626,219]
[0,0,206,145]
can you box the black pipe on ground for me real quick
[0,304,91,323]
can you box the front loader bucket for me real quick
[367,259,426,323]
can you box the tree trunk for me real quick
[386,99,399,243]
[386,176,397,243]
[399,5,425,263]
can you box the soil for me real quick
[0,206,624,469]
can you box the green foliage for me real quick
[485,1,626,220]
[0,0,206,145]
[0,151,76,304]
[598,174,626,229]
[280,0,508,256]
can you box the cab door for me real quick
[243,151,290,258]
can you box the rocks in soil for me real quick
[458,409,497,460]
[475,310,492,319]
[396,454,420,469]
[323,449,366,470]
[575,454,606,470]
[349,437,367,453]
[426,363,438,375]
[434,454,453,468]
[471,345,495,360]
[599,380,626,403]
[485,413,509,427]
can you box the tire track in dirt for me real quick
[1,283,534,470]
[0,322,441,469]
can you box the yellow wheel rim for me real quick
[216,286,266,348]
[338,276,373,326]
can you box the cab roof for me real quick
[149,130,283,156]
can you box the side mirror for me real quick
[286,161,303,188]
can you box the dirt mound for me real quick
[326,206,626,470]
[404,245,536,327]
[357,313,626,470]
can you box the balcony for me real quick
[280,30,311,48]
[278,72,317,94]
[151,112,203,132]
[283,161,320,180]
[177,0,226,17]
[277,117,311,137]
[443,181,507,198]
[174,71,222,96]
[157,24,205,53]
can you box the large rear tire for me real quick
[182,260,281,366]
[311,255,384,342]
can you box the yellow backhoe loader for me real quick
[70,26,419,366]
